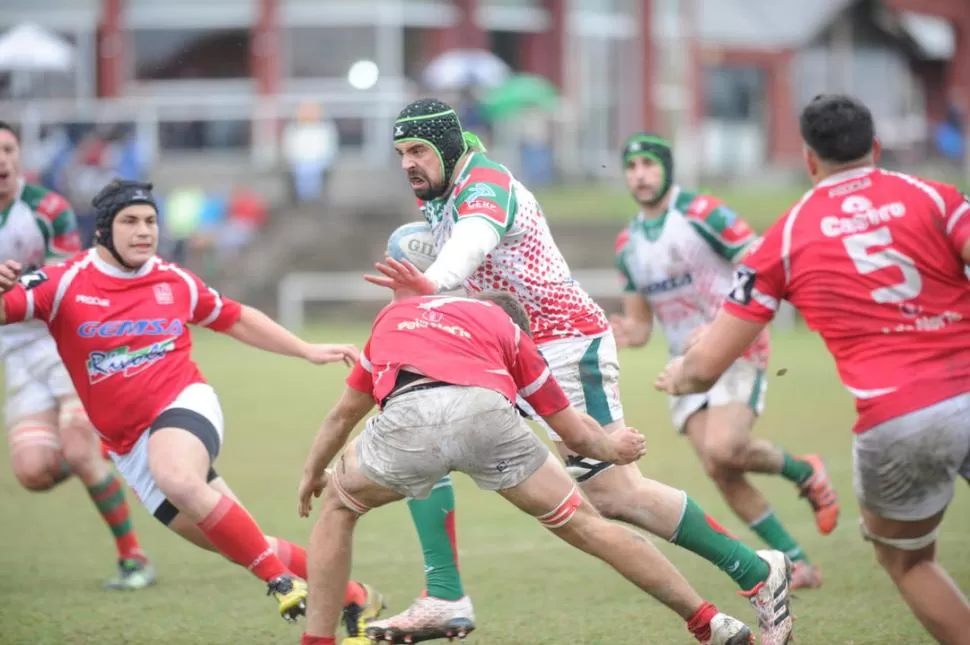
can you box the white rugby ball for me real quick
[386,221,437,272]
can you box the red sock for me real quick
[345,580,367,606]
[273,538,308,578]
[272,537,368,607]
[687,601,719,642]
[198,496,288,582]
[301,635,335,645]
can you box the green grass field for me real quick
[535,183,810,231]
[1,324,967,645]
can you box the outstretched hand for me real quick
[608,427,647,465]
[0,260,22,294]
[303,343,359,367]
[655,356,686,395]
[364,257,437,299]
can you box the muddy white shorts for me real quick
[669,358,766,433]
[109,383,225,523]
[356,385,549,499]
[853,392,970,521]
[3,336,75,426]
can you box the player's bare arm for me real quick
[298,386,375,517]
[224,305,358,366]
[610,293,653,348]
[543,406,646,465]
[656,310,766,395]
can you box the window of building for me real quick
[489,30,522,71]
[131,29,251,81]
[704,66,765,121]
[284,26,378,79]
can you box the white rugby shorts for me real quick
[853,392,970,521]
[518,332,625,442]
[109,383,225,516]
[3,336,75,425]
[668,358,766,433]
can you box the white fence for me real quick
[276,270,799,331]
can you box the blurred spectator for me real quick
[518,103,554,188]
[215,189,267,260]
[457,84,492,146]
[282,101,339,205]
[62,127,117,247]
[164,187,206,265]
[934,103,964,162]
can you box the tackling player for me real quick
[0,179,383,642]
[0,121,155,589]
[657,93,970,645]
[363,99,793,645]
[611,132,834,589]
[297,292,757,645]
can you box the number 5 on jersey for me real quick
[843,226,922,303]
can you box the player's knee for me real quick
[578,466,634,521]
[151,461,208,508]
[58,428,99,474]
[872,541,935,581]
[8,422,64,491]
[11,453,61,491]
[583,485,625,520]
[703,434,749,473]
[861,519,937,579]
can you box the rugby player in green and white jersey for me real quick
[611,132,839,590]
[359,100,796,645]
[0,121,156,589]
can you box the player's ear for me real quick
[802,145,819,183]
[870,137,882,164]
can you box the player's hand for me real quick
[607,427,647,465]
[303,343,359,367]
[609,314,631,348]
[364,257,437,298]
[297,468,331,518]
[0,260,22,293]
[683,324,708,353]
[655,356,686,395]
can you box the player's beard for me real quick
[408,169,442,200]
[633,183,661,208]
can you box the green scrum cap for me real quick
[621,132,674,205]
[394,98,486,198]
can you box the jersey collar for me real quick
[816,166,875,188]
[0,177,26,222]
[89,248,158,279]
[635,184,681,231]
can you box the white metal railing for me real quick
[2,87,415,171]
[275,269,799,331]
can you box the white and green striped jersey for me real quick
[615,185,770,364]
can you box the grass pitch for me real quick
[1,324,966,645]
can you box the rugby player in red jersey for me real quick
[658,94,970,644]
[297,293,766,645]
[0,179,383,642]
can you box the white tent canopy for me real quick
[0,22,75,71]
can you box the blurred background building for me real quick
[0,0,967,316]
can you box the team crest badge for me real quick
[153,283,174,305]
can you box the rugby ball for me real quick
[386,221,437,272]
